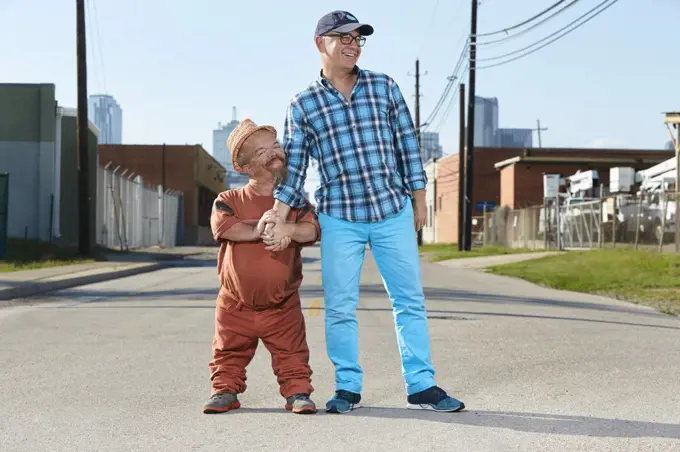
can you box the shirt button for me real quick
[352,124,357,129]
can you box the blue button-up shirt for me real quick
[273,66,427,223]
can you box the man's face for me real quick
[242,130,288,185]
[317,30,364,70]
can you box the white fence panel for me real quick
[96,166,182,250]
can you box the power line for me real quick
[474,0,571,38]
[476,0,620,70]
[422,40,469,129]
[416,0,442,57]
[432,68,468,133]
[475,0,582,47]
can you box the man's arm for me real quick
[272,99,312,213]
[280,222,318,244]
[388,76,428,193]
[211,196,260,243]
[216,222,259,243]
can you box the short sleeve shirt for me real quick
[210,184,320,310]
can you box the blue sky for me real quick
[2,0,678,190]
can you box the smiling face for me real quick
[238,130,288,185]
[316,30,365,71]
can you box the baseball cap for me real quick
[315,11,374,37]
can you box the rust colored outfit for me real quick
[208,184,320,399]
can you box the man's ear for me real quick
[314,36,325,53]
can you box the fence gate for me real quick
[559,199,603,249]
[0,173,8,258]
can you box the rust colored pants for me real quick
[208,294,314,399]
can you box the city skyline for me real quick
[88,94,122,145]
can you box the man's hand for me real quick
[256,210,278,235]
[262,221,293,252]
[412,189,427,232]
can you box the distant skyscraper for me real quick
[498,128,533,148]
[88,94,122,144]
[213,107,248,189]
[665,140,675,150]
[420,131,443,162]
[474,96,499,147]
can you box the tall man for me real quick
[267,10,465,414]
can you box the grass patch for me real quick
[0,239,94,273]
[486,248,680,316]
[419,243,543,262]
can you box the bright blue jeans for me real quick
[318,199,437,396]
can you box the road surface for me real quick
[1,246,679,451]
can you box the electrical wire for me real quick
[416,0,442,58]
[476,0,620,70]
[475,0,582,47]
[474,0,571,38]
[422,41,469,129]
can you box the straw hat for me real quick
[227,119,277,173]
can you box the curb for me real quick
[0,262,167,301]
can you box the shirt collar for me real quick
[317,65,361,89]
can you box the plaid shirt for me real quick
[273,66,427,223]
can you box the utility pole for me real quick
[458,83,466,251]
[663,112,680,252]
[414,58,423,246]
[533,118,548,147]
[464,0,478,251]
[76,0,90,256]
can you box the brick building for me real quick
[429,146,675,244]
[432,147,528,244]
[98,144,227,245]
[497,152,672,208]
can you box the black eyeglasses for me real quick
[325,33,366,47]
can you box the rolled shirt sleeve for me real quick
[388,76,428,192]
[273,99,311,209]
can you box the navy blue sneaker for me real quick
[325,390,362,414]
[407,386,465,412]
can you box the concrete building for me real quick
[0,83,99,249]
[98,144,227,245]
[213,107,248,189]
[89,94,122,144]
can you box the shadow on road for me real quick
[210,407,680,439]
[351,408,680,439]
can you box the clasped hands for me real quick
[254,210,292,252]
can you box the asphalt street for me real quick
[1,245,679,451]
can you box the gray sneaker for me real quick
[203,392,240,414]
[285,393,317,414]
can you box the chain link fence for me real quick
[477,192,680,253]
[96,166,183,250]
[0,173,8,258]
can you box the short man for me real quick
[266,11,465,413]
[203,119,320,415]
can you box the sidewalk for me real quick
[437,251,563,269]
[0,246,216,302]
